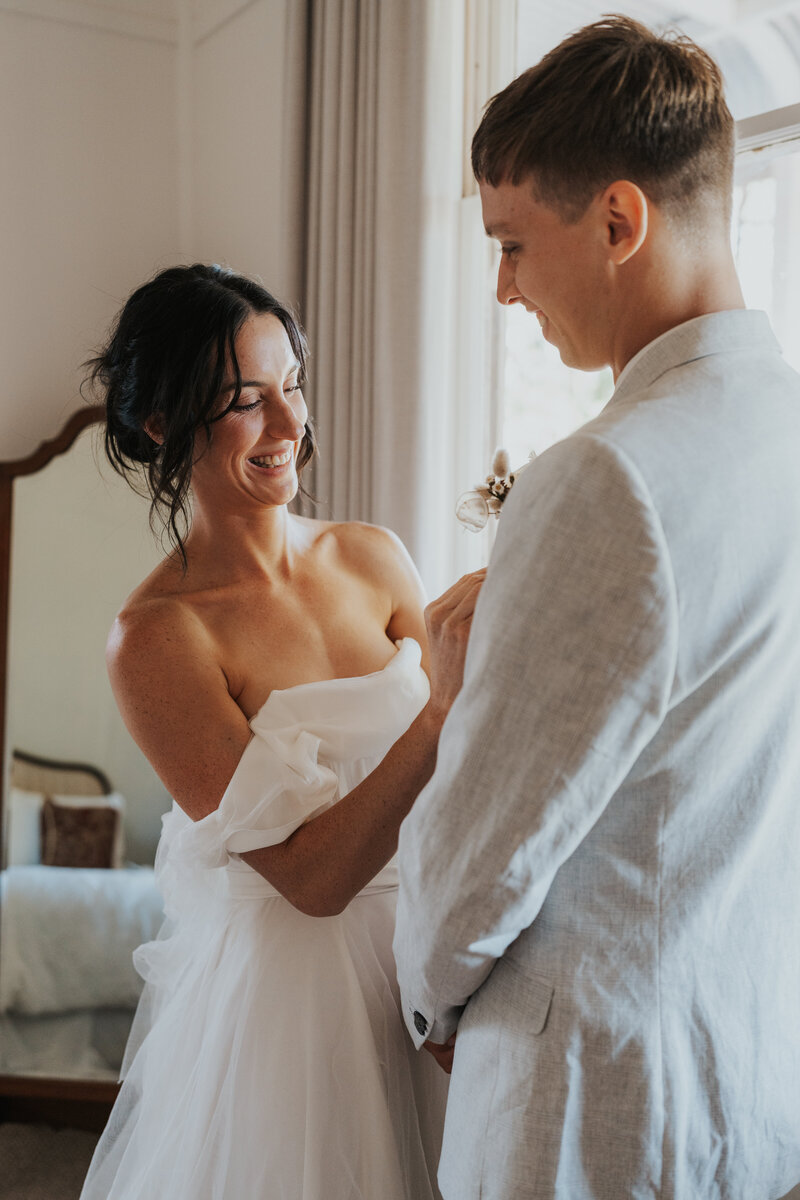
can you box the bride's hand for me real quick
[424,569,486,721]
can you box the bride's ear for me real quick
[144,415,165,446]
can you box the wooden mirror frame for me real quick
[0,405,120,1130]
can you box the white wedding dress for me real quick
[81,639,446,1200]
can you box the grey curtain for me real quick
[301,0,466,594]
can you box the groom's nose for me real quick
[497,254,523,306]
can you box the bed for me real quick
[0,407,172,1127]
[0,749,164,1081]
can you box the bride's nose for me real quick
[264,394,306,443]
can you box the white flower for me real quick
[492,448,511,477]
[455,490,491,532]
[456,448,535,532]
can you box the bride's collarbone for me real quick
[213,596,399,718]
[227,628,400,719]
[147,543,398,711]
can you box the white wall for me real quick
[0,0,307,460]
[0,0,308,857]
[0,1,182,461]
[190,0,308,309]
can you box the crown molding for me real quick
[0,0,178,45]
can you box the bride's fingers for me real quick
[426,575,485,630]
[425,570,486,621]
[432,569,486,606]
[447,568,486,600]
[446,575,485,619]
[424,574,485,712]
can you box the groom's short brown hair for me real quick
[471,15,735,225]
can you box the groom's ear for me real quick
[601,180,648,265]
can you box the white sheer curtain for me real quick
[302,0,467,595]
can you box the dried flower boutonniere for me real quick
[455,447,535,532]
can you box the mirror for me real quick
[0,409,168,1117]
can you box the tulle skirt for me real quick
[80,885,446,1200]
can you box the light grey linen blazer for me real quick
[394,311,800,1200]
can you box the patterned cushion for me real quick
[39,799,119,869]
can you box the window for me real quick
[492,4,800,470]
[734,105,800,372]
[451,1,800,574]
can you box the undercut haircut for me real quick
[471,14,735,225]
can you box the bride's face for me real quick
[191,313,308,513]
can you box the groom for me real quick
[394,16,800,1200]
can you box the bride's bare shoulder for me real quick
[299,519,427,649]
[301,516,420,586]
[106,558,216,679]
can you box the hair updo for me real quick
[83,263,316,565]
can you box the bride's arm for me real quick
[107,560,482,918]
[243,569,480,915]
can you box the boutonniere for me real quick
[455,448,535,532]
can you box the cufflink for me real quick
[413,1010,428,1037]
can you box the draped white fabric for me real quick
[302,0,466,595]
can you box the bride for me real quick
[79,263,482,1200]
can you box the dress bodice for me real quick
[154,638,429,911]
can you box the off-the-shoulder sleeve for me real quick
[224,725,341,854]
[168,725,340,871]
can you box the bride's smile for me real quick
[191,311,308,512]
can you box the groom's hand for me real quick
[422,1033,456,1074]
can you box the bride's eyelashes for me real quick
[230,383,304,414]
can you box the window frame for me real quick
[449,20,800,576]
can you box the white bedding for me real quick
[0,864,163,1015]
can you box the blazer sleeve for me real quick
[393,431,679,1046]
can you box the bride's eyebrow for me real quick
[219,379,261,393]
[218,362,302,393]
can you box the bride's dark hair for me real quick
[83,263,316,566]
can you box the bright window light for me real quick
[499,127,800,464]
